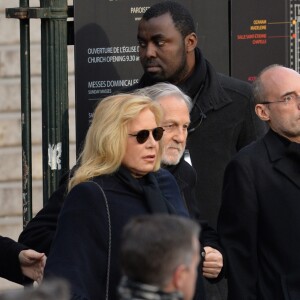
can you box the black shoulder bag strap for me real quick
[89,181,111,300]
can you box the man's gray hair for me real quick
[120,214,200,288]
[134,83,193,112]
[252,64,282,105]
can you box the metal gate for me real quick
[6,0,73,227]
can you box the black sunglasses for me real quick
[128,127,164,144]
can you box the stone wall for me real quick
[0,0,75,291]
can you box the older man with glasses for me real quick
[218,65,300,300]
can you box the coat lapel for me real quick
[264,130,300,189]
[274,156,300,188]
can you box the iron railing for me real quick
[6,0,73,226]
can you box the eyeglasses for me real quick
[128,127,164,144]
[261,94,300,105]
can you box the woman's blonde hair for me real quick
[68,93,163,191]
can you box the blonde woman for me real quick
[44,94,188,300]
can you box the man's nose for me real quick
[173,128,187,143]
[145,43,157,58]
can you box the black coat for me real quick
[165,158,222,251]
[19,161,222,257]
[0,236,27,283]
[218,129,300,299]
[166,158,224,300]
[20,164,216,300]
[18,168,189,256]
[18,181,68,256]
[44,168,189,300]
[128,48,267,228]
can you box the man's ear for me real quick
[172,264,188,290]
[185,33,197,53]
[255,104,270,121]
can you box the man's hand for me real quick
[202,246,223,278]
[19,249,46,284]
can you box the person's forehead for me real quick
[159,95,189,109]
[159,97,190,120]
[128,108,157,130]
[138,13,178,36]
[263,67,300,95]
[264,66,299,79]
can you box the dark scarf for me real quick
[162,164,177,175]
[272,129,300,162]
[268,130,300,188]
[178,48,231,124]
[286,141,300,162]
[162,157,188,191]
[118,277,183,300]
[116,166,174,214]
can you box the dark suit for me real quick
[165,159,223,251]
[218,129,300,299]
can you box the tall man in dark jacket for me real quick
[132,4,265,298]
[133,1,266,228]
[218,65,300,299]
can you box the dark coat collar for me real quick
[137,48,232,117]
[264,129,300,188]
[178,48,232,114]
[163,158,190,192]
